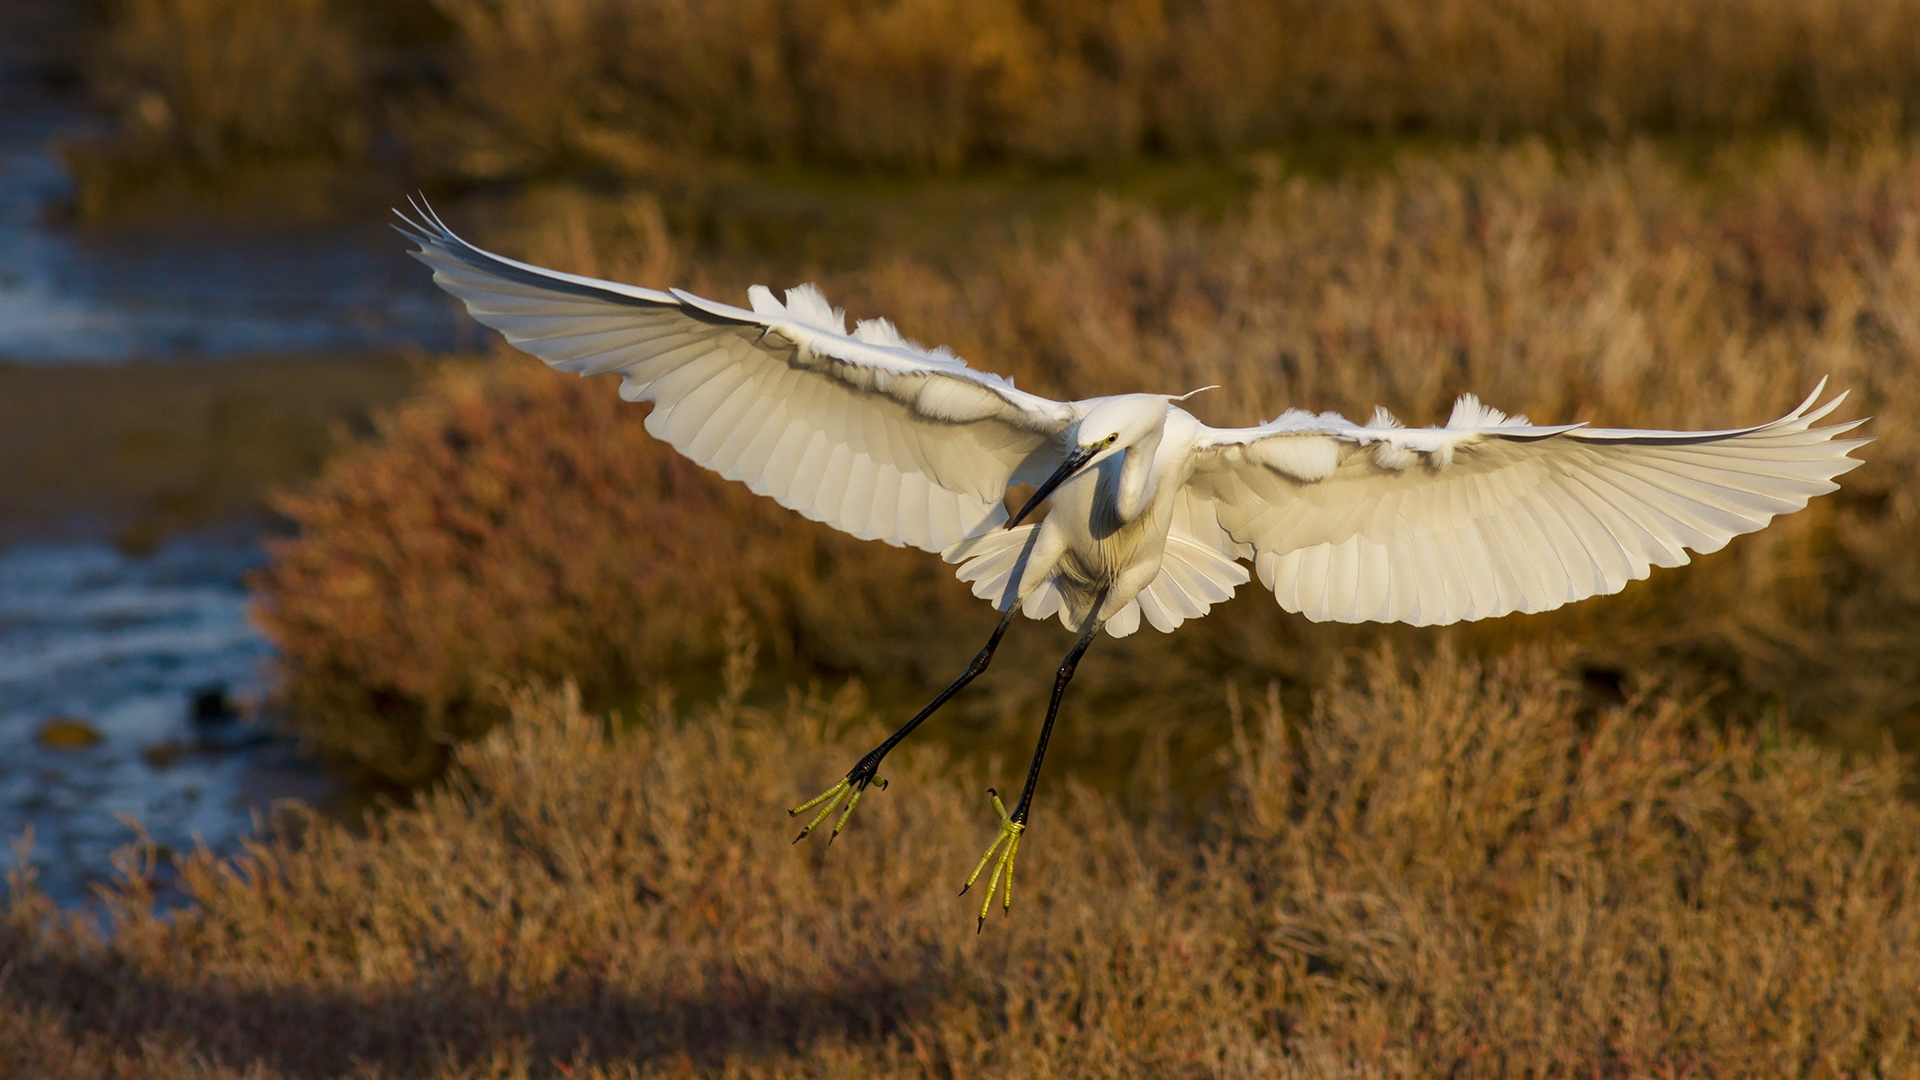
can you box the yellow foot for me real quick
[788,769,885,845]
[958,788,1025,932]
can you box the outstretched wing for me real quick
[1188,384,1869,626]
[398,204,1075,553]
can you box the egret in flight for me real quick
[398,203,1868,928]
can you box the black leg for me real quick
[791,604,1018,843]
[862,604,1018,780]
[1008,604,1104,826]
[961,589,1107,928]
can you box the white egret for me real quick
[397,203,1869,927]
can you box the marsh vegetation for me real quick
[6,649,1916,1076]
[5,0,1920,1075]
[65,0,1920,213]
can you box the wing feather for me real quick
[1191,385,1867,625]
[842,454,879,535]
[1410,533,1447,624]
[1138,585,1177,633]
[869,462,903,541]
[1512,485,1581,601]
[686,368,762,463]
[757,416,812,497]
[400,204,1073,552]
[708,382,786,476]
[1469,515,1521,614]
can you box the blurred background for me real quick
[3,0,1919,908]
[5,2,1920,1075]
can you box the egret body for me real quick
[399,204,1869,926]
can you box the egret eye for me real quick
[1106,433,1119,444]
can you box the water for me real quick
[0,540,336,907]
[0,61,459,363]
[0,39,434,905]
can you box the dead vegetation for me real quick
[67,0,369,217]
[66,0,1920,210]
[3,647,1914,1077]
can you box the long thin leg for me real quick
[962,591,1106,929]
[1011,612,1102,825]
[790,605,1018,843]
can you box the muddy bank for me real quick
[0,353,424,551]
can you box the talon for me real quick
[830,786,866,840]
[789,778,851,843]
[961,788,1026,927]
[791,761,889,846]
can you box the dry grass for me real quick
[3,647,1915,1077]
[65,0,1920,210]
[414,0,1920,176]
[253,139,1918,785]
[65,0,370,218]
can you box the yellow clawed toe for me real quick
[789,774,883,844]
[959,788,1024,931]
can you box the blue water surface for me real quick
[0,540,337,908]
[0,59,459,363]
[0,55,428,906]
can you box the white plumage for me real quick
[399,203,1866,640]
[399,202,1869,922]
[1192,387,1864,627]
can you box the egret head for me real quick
[1006,394,1174,528]
[1075,394,1177,453]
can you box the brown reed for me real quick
[66,0,368,217]
[65,0,1920,211]
[3,646,1913,1077]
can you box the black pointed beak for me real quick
[1006,445,1099,529]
